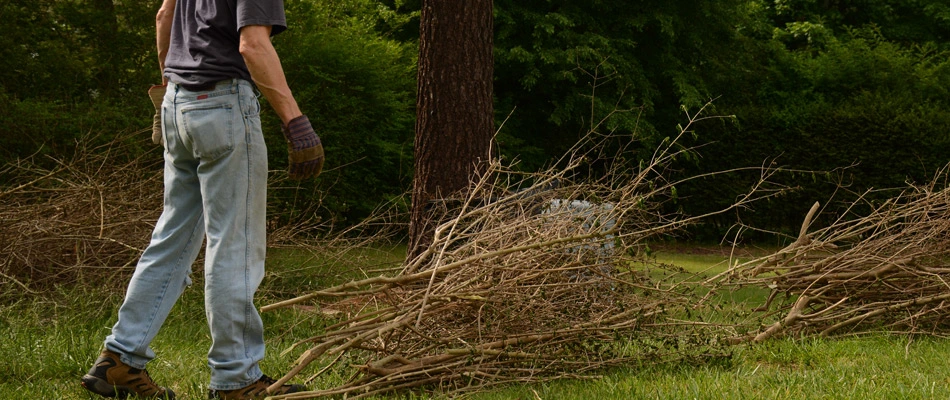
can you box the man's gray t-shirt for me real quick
[164,0,287,87]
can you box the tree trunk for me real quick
[407,0,494,264]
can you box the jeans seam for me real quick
[135,208,204,355]
[244,100,257,362]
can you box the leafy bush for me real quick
[678,28,950,241]
[0,0,160,169]
[267,0,417,227]
[492,0,755,171]
[0,89,153,168]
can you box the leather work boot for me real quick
[81,350,176,399]
[208,375,306,399]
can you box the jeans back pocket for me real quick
[180,104,234,161]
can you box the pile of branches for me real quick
[719,171,950,342]
[263,107,775,399]
[0,130,327,296]
[0,133,163,294]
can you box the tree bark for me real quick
[407,0,494,263]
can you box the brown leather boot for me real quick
[208,374,306,399]
[80,350,175,399]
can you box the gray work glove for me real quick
[281,115,325,180]
[147,85,166,145]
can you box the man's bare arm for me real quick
[156,0,176,84]
[239,25,302,125]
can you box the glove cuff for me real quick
[148,85,166,108]
[289,145,325,164]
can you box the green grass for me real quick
[0,246,403,400]
[3,245,950,399]
[468,335,950,399]
[0,282,324,399]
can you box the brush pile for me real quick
[0,130,331,296]
[720,170,950,342]
[264,108,770,399]
[0,133,163,294]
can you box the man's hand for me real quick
[281,115,324,180]
[148,85,166,145]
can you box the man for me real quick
[80,0,323,398]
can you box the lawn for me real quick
[3,245,950,399]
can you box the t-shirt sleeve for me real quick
[237,0,288,36]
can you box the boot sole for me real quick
[81,374,131,398]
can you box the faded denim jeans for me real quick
[104,79,268,391]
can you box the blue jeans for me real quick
[104,79,268,391]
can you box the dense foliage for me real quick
[0,0,158,159]
[2,0,949,239]
[492,0,754,169]
[0,0,416,227]
[270,0,416,225]
[682,2,950,240]
[489,0,950,240]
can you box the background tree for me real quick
[492,0,753,170]
[407,0,495,262]
[766,0,949,49]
